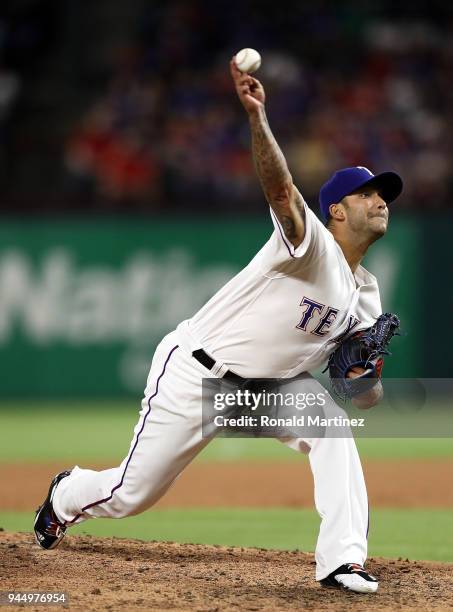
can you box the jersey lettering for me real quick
[297,297,339,337]
[312,307,339,336]
[296,297,325,331]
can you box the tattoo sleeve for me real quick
[249,107,305,243]
[249,107,292,205]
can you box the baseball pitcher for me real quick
[34,57,403,595]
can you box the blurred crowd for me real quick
[3,1,453,214]
[0,1,60,189]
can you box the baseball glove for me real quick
[326,313,401,400]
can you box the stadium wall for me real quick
[0,215,422,397]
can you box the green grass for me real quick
[3,403,450,566]
[1,402,452,462]
[2,508,452,562]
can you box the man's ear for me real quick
[329,202,345,221]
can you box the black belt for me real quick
[192,349,245,383]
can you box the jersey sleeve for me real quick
[259,198,332,275]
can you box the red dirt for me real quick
[1,532,453,611]
[1,459,452,511]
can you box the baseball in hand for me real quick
[235,48,261,74]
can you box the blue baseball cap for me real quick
[319,166,403,221]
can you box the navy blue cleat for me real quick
[34,471,71,550]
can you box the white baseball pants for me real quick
[53,328,369,580]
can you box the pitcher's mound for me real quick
[2,532,452,610]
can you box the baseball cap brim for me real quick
[356,171,403,204]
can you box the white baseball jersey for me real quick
[184,199,382,378]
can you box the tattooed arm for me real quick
[249,108,305,246]
[230,59,305,247]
